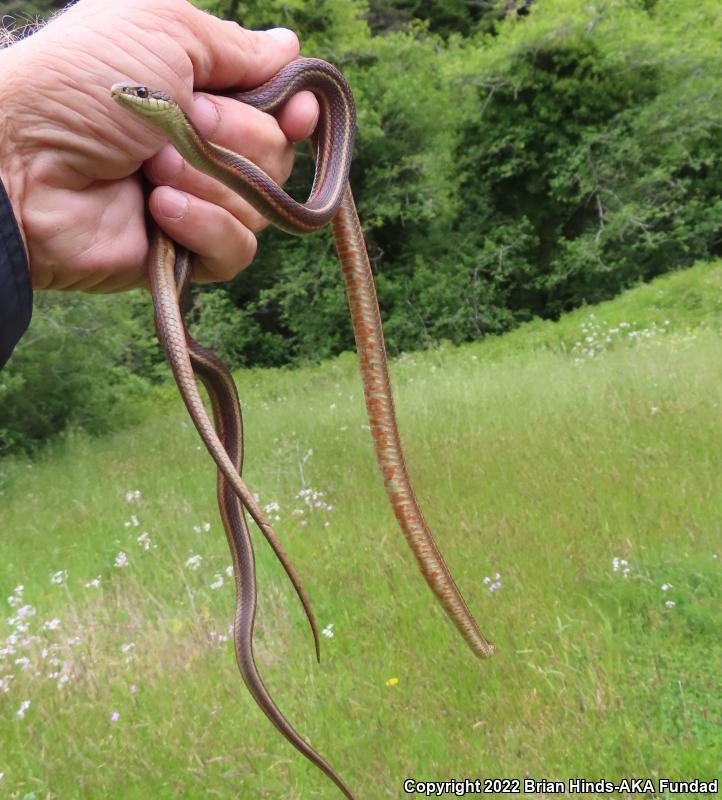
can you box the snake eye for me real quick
[136,86,149,99]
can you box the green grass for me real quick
[1,261,721,798]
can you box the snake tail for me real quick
[332,188,496,659]
[180,263,354,799]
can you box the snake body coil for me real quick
[113,56,493,800]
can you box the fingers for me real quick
[277,90,319,142]
[143,86,319,283]
[144,94,290,233]
[180,5,301,89]
[148,185,257,283]
[165,5,320,142]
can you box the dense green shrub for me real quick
[455,7,722,322]
[0,292,160,454]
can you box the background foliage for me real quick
[2,0,722,453]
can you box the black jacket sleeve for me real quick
[0,176,32,369]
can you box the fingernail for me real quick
[158,188,189,220]
[265,27,296,44]
[193,95,221,136]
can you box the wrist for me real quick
[0,43,30,263]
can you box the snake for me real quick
[112,56,495,799]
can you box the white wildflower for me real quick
[185,554,203,570]
[14,604,36,621]
[16,699,31,718]
[612,557,630,578]
[136,532,153,551]
[7,584,24,606]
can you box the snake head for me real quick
[111,83,175,121]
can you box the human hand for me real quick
[0,0,318,291]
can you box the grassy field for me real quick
[1,261,721,798]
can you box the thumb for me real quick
[182,5,300,90]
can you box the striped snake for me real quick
[112,56,494,799]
